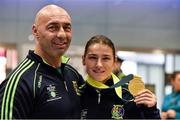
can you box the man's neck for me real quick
[34,50,61,68]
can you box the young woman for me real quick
[80,35,160,119]
[161,71,180,119]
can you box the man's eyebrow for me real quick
[47,21,59,26]
[48,22,58,25]
[64,22,71,26]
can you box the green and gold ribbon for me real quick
[86,73,123,98]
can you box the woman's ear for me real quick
[170,78,175,86]
[115,56,118,62]
[82,55,85,65]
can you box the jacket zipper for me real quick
[64,81,68,91]
[96,90,101,104]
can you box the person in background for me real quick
[0,4,84,119]
[161,71,180,120]
[113,56,125,79]
[80,35,160,119]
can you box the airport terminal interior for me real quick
[0,0,180,110]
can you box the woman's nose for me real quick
[96,59,103,67]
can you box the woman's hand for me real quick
[134,89,157,108]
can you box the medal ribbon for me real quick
[86,73,133,99]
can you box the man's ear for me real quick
[32,24,39,39]
[82,55,85,65]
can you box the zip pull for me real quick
[98,93,101,104]
[96,90,101,104]
[64,81,68,91]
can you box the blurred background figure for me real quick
[161,71,180,120]
[113,56,125,79]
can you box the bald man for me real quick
[0,4,84,119]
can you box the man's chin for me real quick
[56,49,67,55]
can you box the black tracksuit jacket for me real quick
[80,79,161,119]
[0,50,84,119]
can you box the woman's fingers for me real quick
[134,89,157,107]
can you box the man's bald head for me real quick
[34,4,71,26]
[32,4,72,63]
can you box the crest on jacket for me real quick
[111,105,124,119]
[46,84,62,102]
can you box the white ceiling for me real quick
[0,0,179,51]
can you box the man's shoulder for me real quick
[63,63,85,86]
[64,63,78,72]
[63,63,82,78]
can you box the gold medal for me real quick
[128,75,145,96]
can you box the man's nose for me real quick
[57,27,66,38]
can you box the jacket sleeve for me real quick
[140,104,161,119]
[161,95,170,112]
[175,111,180,119]
[0,77,34,119]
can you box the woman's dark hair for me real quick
[171,71,180,81]
[84,35,116,60]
